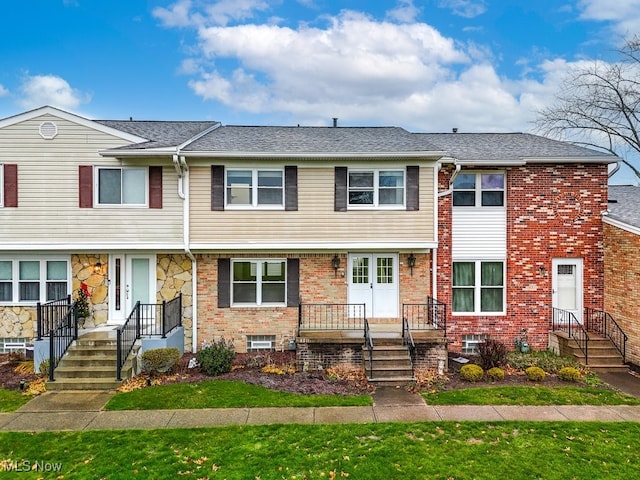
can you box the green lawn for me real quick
[0,389,31,412]
[423,385,640,406]
[1,422,639,479]
[105,379,372,410]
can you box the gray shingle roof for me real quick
[183,126,442,154]
[416,133,616,162]
[96,120,218,150]
[606,185,640,229]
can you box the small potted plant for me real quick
[75,282,91,327]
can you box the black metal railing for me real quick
[137,294,183,338]
[585,307,627,362]
[552,307,589,364]
[47,302,78,381]
[37,295,73,341]
[298,303,367,332]
[402,316,416,378]
[116,294,184,380]
[117,301,140,381]
[402,296,447,332]
[364,319,374,379]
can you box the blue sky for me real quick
[1,0,639,181]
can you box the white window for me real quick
[453,172,504,207]
[96,167,147,206]
[246,335,276,352]
[462,334,489,355]
[226,169,284,208]
[0,258,69,304]
[453,261,505,314]
[232,260,286,306]
[348,169,405,208]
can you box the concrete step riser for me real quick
[46,381,123,391]
[367,359,412,369]
[54,369,117,379]
[58,358,117,368]
[68,347,118,356]
[368,378,415,386]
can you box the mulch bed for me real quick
[0,353,39,390]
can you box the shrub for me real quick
[526,366,546,382]
[507,350,580,374]
[460,364,484,382]
[558,366,581,382]
[38,359,50,376]
[196,338,235,376]
[477,338,508,370]
[486,367,505,381]
[140,348,181,375]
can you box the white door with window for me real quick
[552,258,583,324]
[348,254,398,318]
[109,254,155,324]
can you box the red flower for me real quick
[80,282,91,297]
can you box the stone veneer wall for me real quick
[157,254,193,352]
[72,254,109,326]
[0,306,36,340]
[437,164,607,352]
[604,222,640,368]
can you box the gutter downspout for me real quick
[174,153,198,352]
[437,160,461,198]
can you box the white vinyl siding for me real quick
[190,164,436,245]
[452,209,506,258]
[0,115,183,246]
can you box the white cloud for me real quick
[154,0,271,28]
[578,0,640,38]
[17,74,91,110]
[386,0,421,24]
[438,0,487,19]
[153,0,197,28]
[0,84,8,97]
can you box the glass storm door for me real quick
[109,254,154,324]
[552,258,583,324]
[348,254,398,318]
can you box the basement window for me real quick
[462,334,488,355]
[246,335,276,352]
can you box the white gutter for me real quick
[437,161,461,198]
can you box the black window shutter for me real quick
[218,258,231,308]
[78,165,93,208]
[406,166,419,211]
[211,165,225,211]
[287,258,300,307]
[334,167,347,212]
[284,166,298,211]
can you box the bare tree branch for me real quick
[535,35,640,181]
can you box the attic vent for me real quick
[39,121,58,140]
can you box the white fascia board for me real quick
[453,159,526,167]
[524,156,618,164]
[602,215,640,236]
[189,241,437,252]
[180,151,447,159]
[99,147,177,157]
[0,106,148,143]
[0,243,186,252]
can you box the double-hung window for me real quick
[453,261,504,314]
[232,260,286,305]
[97,167,147,206]
[348,169,405,208]
[453,172,504,207]
[226,169,284,208]
[0,258,69,304]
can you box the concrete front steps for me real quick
[46,331,135,391]
[554,332,628,373]
[364,335,415,387]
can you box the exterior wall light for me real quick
[332,254,341,277]
[407,253,416,276]
[94,262,102,274]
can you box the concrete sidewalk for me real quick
[1,386,640,432]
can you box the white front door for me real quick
[552,258,583,324]
[348,253,398,318]
[109,254,155,324]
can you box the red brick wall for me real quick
[604,222,640,367]
[196,252,432,352]
[438,164,607,351]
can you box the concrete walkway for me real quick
[2,385,640,432]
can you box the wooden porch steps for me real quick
[553,332,627,373]
[364,337,415,386]
[46,331,136,391]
